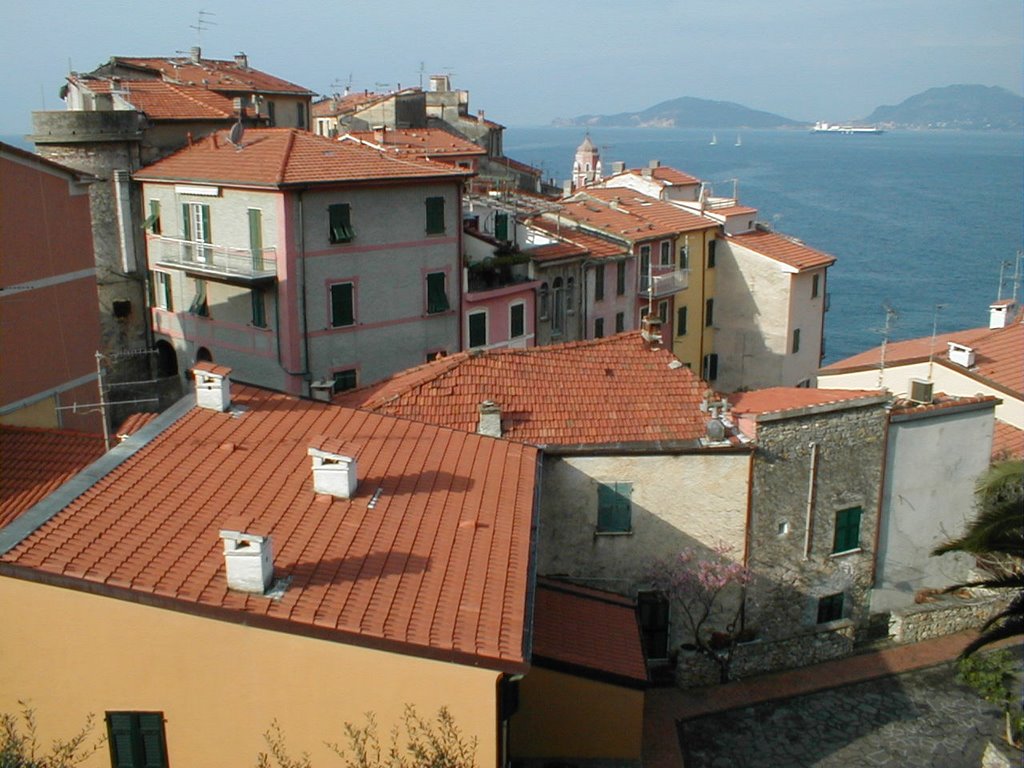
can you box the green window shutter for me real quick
[329,203,353,243]
[107,713,137,768]
[426,272,449,313]
[597,481,632,532]
[200,204,211,243]
[705,298,714,327]
[495,212,509,241]
[248,209,263,269]
[468,312,487,347]
[594,264,604,301]
[708,239,717,268]
[426,196,445,234]
[677,306,687,336]
[181,203,191,240]
[833,507,862,552]
[510,304,524,338]
[146,200,161,234]
[138,713,168,768]
[616,262,626,295]
[330,283,354,327]
[251,289,266,328]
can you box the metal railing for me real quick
[149,236,277,281]
[640,266,689,297]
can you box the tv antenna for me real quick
[418,61,426,89]
[877,303,899,389]
[927,304,945,379]
[189,10,217,46]
[997,250,1023,304]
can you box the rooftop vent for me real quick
[989,299,1016,329]
[308,437,359,498]
[309,380,334,402]
[908,378,934,405]
[947,342,975,368]
[193,362,232,412]
[478,400,502,438]
[219,518,273,594]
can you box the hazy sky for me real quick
[2,1,1021,135]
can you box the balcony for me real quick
[149,236,277,284]
[639,266,689,298]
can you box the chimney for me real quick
[193,362,232,412]
[219,517,274,594]
[232,96,243,115]
[947,341,976,368]
[308,437,359,498]
[611,160,625,175]
[190,46,201,64]
[649,159,661,169]
[477,400,502,438]
[478,109,485,121]
[989,299,1016,329]
[373,125,386,143]
[640,316,663,348]
[234,52,249,69]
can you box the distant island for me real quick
[554,85,1023,131]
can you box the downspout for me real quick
[299,190,311,390]
[803,441,819,560]
[699,230,708,374]
[870,405,893,588]
[457,179,464,353]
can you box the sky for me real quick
[2,1,1021,136]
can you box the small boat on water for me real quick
[735,135,742,146]
[710,133,717,145]
[811,121,884,134]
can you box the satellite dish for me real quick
[229,121,245,148]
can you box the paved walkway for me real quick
[642,630,1016,767]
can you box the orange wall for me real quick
[0,576,502,766]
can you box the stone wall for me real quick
[889,595,1001,644]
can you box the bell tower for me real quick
[571,133,602,190]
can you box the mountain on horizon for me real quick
[553,96,802,129]
[863,84,1022,130]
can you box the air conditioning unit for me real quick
[309,380,334,402]
[908,378,933,405]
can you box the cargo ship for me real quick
[811,121,884,134]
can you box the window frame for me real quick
[153,271,172,311]
[538,282,550,320]
[812,273,821,298]
[615,311,625,333]
[659,240,672,266]
[468,309,488,348]
[817,592,845,624]
[679,243,689,270]
[189,278,209,317]
[707,239,717,268]
[425,271,450,314]
[594,317,604,338]
[551,277,564,334]
[329,281,355,328]
[328,203,354,244]
[702,352,719,381]
[251,288,267,328]
[705,298,714,327]
[596,481,632,534]
[146,199,161,235]
[676,305,687,336]
[106,711,168,768]
[792,328,801,354]
[425,196,446,235]
[509,301,525,339]
[832,506,863,554]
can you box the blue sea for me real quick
[505,127,1024,363]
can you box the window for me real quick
[153,272,172,311]
[812,273,821,298]
[679,243,689,270]
[538,282,549,319]
[106,712,168,768]
[594,264,605,301]
[297,102,307,129]
[615,311,625,333]
[330,282,355,327]
[328,203,354,244]
[189,279,209,317]
[660,241,672,266]
[566,277,575,314]
[248,208,264,269]
[145,200,161,234]
[251,289,267,328]
[658,300,668,323]
[676,306,687,336]
[182,202,211,262]
[597,481,632,533]
[495,211,509,241]
[639,244,651,262]
[705,298,714,327]
[702,352,719,381]
[833,506,862,553]
[333,369,357,393]
[708,239,717,268]
[637,591,670,660]
[266,99,276,125]
[552,277,564,334]
[426,272,449,314]
[509,302,525,338]
[113,300,132,319]
[468,311,487,348]
[616,262,626,295]
[792,328,801,354]
[817,593,845,624]
[594,317,604,338]
[425,196,445,234]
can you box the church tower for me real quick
[571,134,602,190]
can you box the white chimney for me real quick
[947,341,976,368]
[193,362,232,412]
[190,46,202,64]
[478,400,502,438]
[219,521,274,594]
[308,438,359,498]
[989,300,1016,329]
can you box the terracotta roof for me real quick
[821,314,1024,396]
[992,420,1024,460]
[727,230,836,271]
[729,387,885,416]
[342,129,486,158]
[526,241,587,263]
[134,128,471,188]
[708,204,759,217]
[0,427,107,529]
[526,219,627,260]
[498,156,541,176]
[531,579,648,686]
[553,190,714,243]
[112,56,313,96]
[336,333,711,446]
[69,77,247,121]
[1,387,538,669]
[624,166,701,186]
[890,393,999,416]
[114,412,160,438]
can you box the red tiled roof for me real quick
[729,387,884,416]
[498,156,541,176]
[0,427,107,529]
[113,56,313,95]
[821,314,1023,396]
[70,77,245,121]
[992,420,1024,460]
[890,393,998,416]
[554,190,715,243]
[336,333,711,446]
[114,412,160,438]
[526,241,587,263]
[621,166,701,186]
[532,579,648,686]
[1,387,538,668]
[342,129,486,158]
[728,230,836,271]
[526,219,627,260]
[134,128,471,188]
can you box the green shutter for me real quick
[181,203,191,240]
[495,212,508,241]
[469,312,487,347]
[426,196,445,234]
[510,304,524,338]
[200,204,211,244]
[248,209,263,269]
[329,203,353,243]
[331,283,354,327]
[594,264,604,301]
[107,713,137,768]
[833,507,862,552]
[677,306,687,336]
[251,289,266,328]
[707,239,717,268]
[426,272,449,313]
[138,713,168,768]
[597,482,631,532]
[146,200,161,234]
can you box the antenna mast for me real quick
[926,304,944,380]
[190,10,217,46]
[877,304,898,389]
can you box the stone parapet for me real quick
[888,594,1000,644]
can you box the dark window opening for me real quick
[817,593,844,624]
[113,300,132,319]
[637,591,670,660]
[106,712,168,768]
[330,283,355,327]
[425,196,446,234]
[333,369,357,393]
[426,272,449,314]
[329,203,354,244]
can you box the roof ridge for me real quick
[277,129,298,184]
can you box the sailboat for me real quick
[710,133,717,146]
[735,134,742,147]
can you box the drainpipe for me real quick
[870,405,893,589]
[299,191,311,391]
[803,441,818,560]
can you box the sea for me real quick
[6,128,1021,365]
[504,127,1024,364]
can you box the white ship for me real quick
[812,121,884,134]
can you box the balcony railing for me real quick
[639,266,689,298]
[149,236,277,283]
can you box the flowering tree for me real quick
[647,543,751,683]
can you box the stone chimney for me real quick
[193,362,232,412]
[989,299,1016,329]
[308,437,359,498]
[477,400,502,438]
[234,52,249,69]
[219,517,274,594]
[190,46,202,64]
